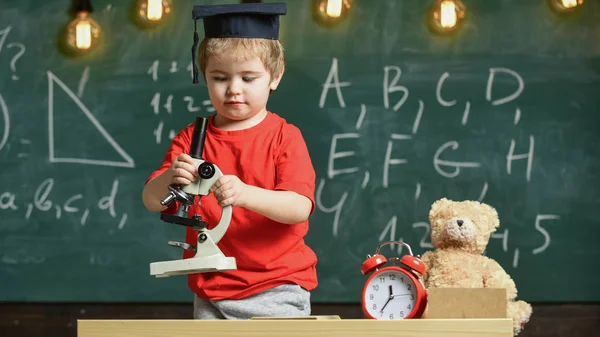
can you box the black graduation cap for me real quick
[190,2,287,84]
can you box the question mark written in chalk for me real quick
[7,43,25,81]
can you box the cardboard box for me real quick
[425,288,508,319]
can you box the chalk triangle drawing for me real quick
[47,71,135,168]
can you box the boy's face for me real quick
[205,52,282,123]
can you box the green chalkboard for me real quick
[0,0,599,303]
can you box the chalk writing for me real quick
[0,92,9,153]
[436,72,471,125]
[47,71,135,168]
[147,60,194,82]
[486,67,524,126]
[0,26,11,53]
[327,133,360,179]
[0,178,128,234]
[2,249,45,265]
[77,66,90,98]
[319,58,351,108]
[153,121,168,145]
[507,136,535,182]
[150,92,211,115]
[486,68,524,106]
[151,92,173,114]
[7,42,25,81]
[412,222,434,249]
[415,183,421,200]
[0,26,26,81]
[148,67,215,144]
[532,214,560,255]
[383,134,411,188]
[434,141,481,178]
[378,219,433,253]
[315,178,347,237]
[383,66,409,112]
[316,57,560,268]
[0,26,24,152]
[378,216,399,251]
[0,192,17,210]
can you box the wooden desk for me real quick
[78,318,513,337]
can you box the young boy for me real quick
[142,3,318,319]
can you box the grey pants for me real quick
[193,284,311,320]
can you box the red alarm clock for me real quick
[360,241,427,320]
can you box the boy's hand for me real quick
[210,175,247,207]
[169,154,198,185]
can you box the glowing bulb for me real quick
[548,0,584,14]
[136,0,171,26]
[428,0,465,35]
[67,11,100,52]
[325,0,342,18]
[75,20,91,49]
[147,0,164,20]
[440,1,457,28]
[561,0,578,8]
[314,0,351,27]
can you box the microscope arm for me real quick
[182,158,232,243]
[208,204,232,243]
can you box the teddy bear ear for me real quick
[429,197,452,222]
[480,202,500,231]
[430,197,450,213]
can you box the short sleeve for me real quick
[145,126,192,214]
[273,125,316,215]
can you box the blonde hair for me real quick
[197,38,285,80]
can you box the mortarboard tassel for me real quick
[191,20,199,84]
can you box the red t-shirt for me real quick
[146,112,318,300]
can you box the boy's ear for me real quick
[269,68,285,90]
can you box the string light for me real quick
[134,0,172,28]
[547,0,584,15]
[313,0,352,27]
[63,0,101,56]
[428,0,466,35]
[439,1,457,28]
[562,0,578,7]
[325,0,343,18]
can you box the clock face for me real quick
[363,268,418,320]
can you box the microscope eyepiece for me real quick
[198,162,215,179]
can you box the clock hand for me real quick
[380,297,392,313]
[380,285,394,313]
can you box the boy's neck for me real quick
[212,109,268,131]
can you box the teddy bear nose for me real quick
[457,219,463,227]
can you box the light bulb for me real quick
[67,11,100,51]
[313,0,351,27]
[147,0,164,20]
[440,1,457,28]
[136,0,171,26]
[548,0,583,15]
[325,0,343,18]
[548,0,584,14]
[428,0,465,35]
[561,0,579,8]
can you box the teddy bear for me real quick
[420,197,532,336]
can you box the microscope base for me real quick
[150,255,236,278]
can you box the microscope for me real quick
[150,117,237,278]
